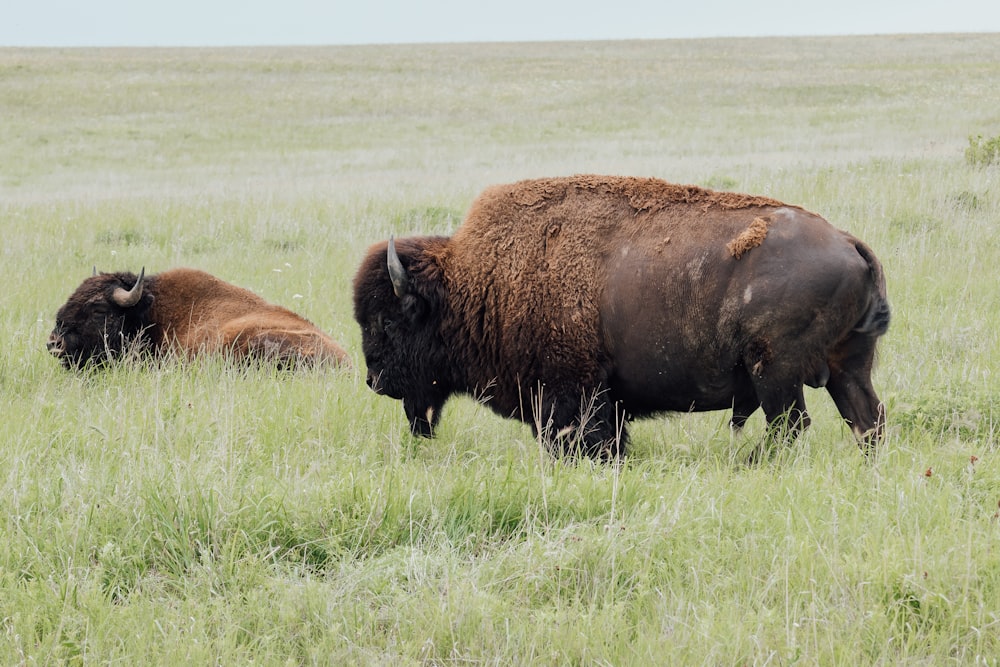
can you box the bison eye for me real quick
[370,314,399,336]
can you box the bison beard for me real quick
[353,175,890,460]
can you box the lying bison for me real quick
[49,267,351,369]
[353,175,890,458]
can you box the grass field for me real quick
[2,34,1000,664]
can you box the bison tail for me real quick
[852,240,891,337]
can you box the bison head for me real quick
[48,268,154,369]
[353,236,452,437]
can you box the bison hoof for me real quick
[408,418,435,438]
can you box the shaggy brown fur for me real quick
[434,177,793,382]
[147,269,350,365]
[508,175,786,213]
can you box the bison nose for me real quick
[366,371,382,393]
[47,333,65,357]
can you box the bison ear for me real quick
[400,292,429,322]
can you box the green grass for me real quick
[2,34,1000,664]
[967,134,1000,167]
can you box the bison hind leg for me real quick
[247,336,303,368]
[742,378,810,464]
[805,362,831,389]
[762,385,810,437]
[825,333,885,454]
[245,330,346,369]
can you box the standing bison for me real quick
[353,175,889,458]
[49,267,351,369]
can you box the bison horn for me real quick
[112,267,145,308]
[386,236,409,298]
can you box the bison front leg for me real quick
[403,397,443,438]
[531,388,628,460]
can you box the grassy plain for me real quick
[1,34,999,664]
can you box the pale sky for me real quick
[2,0,999,47]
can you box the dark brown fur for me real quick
[353,175,889,459]
[49,268,351,369]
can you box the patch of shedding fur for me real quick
[727,216,771,259]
